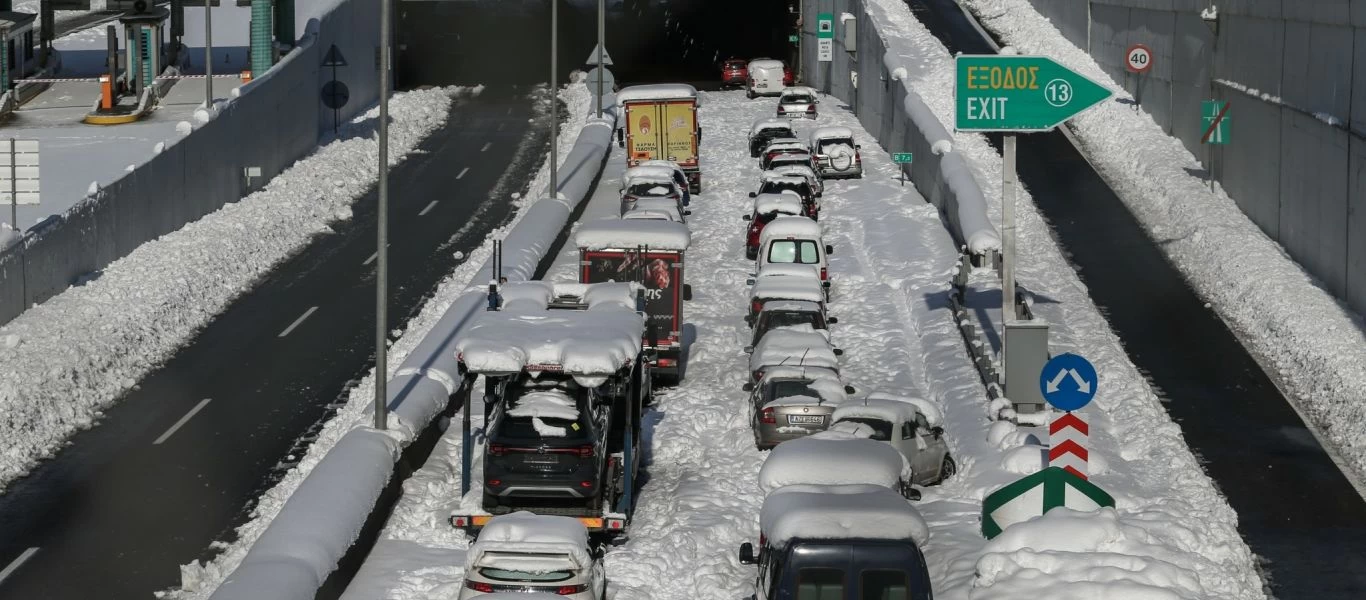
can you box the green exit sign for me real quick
[954,55,1112,132]
[788,34,799,43]
[892,153,913,164]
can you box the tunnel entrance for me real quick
[397,0,796,90]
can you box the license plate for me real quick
[787,415,823,425]
[522,454,559,464]
[758,83,768,89]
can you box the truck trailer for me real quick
[616,84,703,193]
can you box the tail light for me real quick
[805,106,816,114]
[753,369,764,380]
[487,443,507,456]
[777,106,786,114]
[546,444,594,457]
[556,584,589,595]
[580,480,594,488]
[820,267,828,281]
[855,152,862,165]
[761,407,776,424]
[466,581,495,593]
[607,518,626,530]
[751,299,763,313]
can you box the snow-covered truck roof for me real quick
[466,512,593,572]
[455,282,644,377]
[758,436,911,494]
[616,84,700,105]
[760,216,824,244]
[809,126,856,144]
[749,330,839,374]
[749,276,825,303]
[752,193,804,216]
[760,484,929,547]
[839,393,943,428]
[750,118,795,135]
[575,218,691,251]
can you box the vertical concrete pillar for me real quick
[250,0,273,75]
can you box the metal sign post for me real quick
[1201,99,1229,192]
[1124,43,1152,111]
[549,0,558,196]
[1002,135,1017,319]
[205,0,212,110]
[596,0,604,119]
[375,0,391,430]
[892,152,912,186]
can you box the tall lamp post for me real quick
[549,0,558,196]
[375,0,392,430]
[596,0,604,118]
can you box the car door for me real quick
[914,412,947,479]
[898,421,926,481]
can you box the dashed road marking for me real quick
[419,200,438,216]
[0,548,39,585]
[480,142,492,152]
[457,167,470,180]
[153,399,213,445]
[278,306,319,338]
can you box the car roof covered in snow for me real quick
[753,193,805,216]
[760,216,824,244]
[467,512,592,572]
[616,83,700,104]
[767,165,818,179]
[758,436,911,494]
[751,118,795,135]
[623,165,681,183]
[575,218,691,251]
[859,392,943,427]
[759,299,824,313]
[760,484,929,547]
[631,198,684,221]
[635,159,684,174]
[764,139,807,152]
[760,173,813,186]
[810,126,856,143]
[749,276,824,303]
[756,262,821,280]
[750,329,839,374]
[832,397,927,429]
[455,282,644,378]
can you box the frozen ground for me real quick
[963,0,1366,490]
[337,87,1264,599]
[164,81,587,600]
[0,85,473,492]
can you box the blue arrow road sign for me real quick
[1039,353,1097,411]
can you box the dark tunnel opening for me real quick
[397,0,799,90]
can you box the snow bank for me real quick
[760,484,929,546]
[758,436,910,493]
[468,512,592,572]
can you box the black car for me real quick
[482,376,611,512]
[748,300,834,349]
[749,120,797,157]
[749,177,818,219]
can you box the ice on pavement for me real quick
[760,483,930,547]
[757,436,911,494]
[467,512,592,572]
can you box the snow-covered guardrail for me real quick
[206,100,619,600]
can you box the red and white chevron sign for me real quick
[1049,412,1089,479]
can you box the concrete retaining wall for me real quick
[800,0,1001,255]
[0,0,382,326]
[1023,0,1366,316]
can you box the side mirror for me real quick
[684,210,693,216]
[822,281,831,288]
[825,244,834,254]
[855,144,862,149]
[833,348,844,356]
[684,284,693,301]
[742,214,753,221]
[931,426,944,439]
[748,192,758,198]
[742,382,754,392]
[827,316,838,324]
[844,385,856,394]
[746,278,756,285]
[902,482,922,501]
[738,542,758,565]
[744,346,755,354]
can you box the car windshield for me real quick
[837,417,893,441]
[770,157,811,170]
[626,182,675,197]
[768,240,820,264]
[862,569,911,600]
[819,138,855,152]
[761,181,809,196]
[763,310,821,330]
[771,379,821,399]
[784,94,814,104]
[479,567,575,582]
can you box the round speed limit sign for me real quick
[1126,44,1153,74]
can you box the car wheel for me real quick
[747,90,756,99]
[936,455,957,484]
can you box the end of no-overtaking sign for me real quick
[954,55,1114,132]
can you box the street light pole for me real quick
[596,0,604,119]
[204,0,213,110]
[375,0,392,430]
[549,0,558,196]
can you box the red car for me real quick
[721,59,749,88]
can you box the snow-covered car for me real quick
[748,328,842,384]
[749,175,818,219]
[748,118,796,157]
[756,434,913,497]
[738,484,933,600]
[721,57,749,88]
[743,192,805,259]
[776,87,819,119]
[742,366,852,449]
[459,512,606,600]
[754,216,832,292]
[748,300,834,349]
[746,59,787,98]
[482,375,611,512]
[830,394,954,485]
[619,175,683,216]
[759,138,809,169]
[630,197,688,223]
[628,161,691,206]
[809,126,864,179]
[621,207,680,222]
[765,164,823,196]
[746,276,827,327]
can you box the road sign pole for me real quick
[596,0,604,119]
[550,0,558,196]
[376,0,391,431]
[205,0,212,110]
[8,140,15,232]
[1002,134,1017,321]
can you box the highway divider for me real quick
[800,0,1000,257]
[206,97,619,600]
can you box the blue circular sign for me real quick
[1038,353,1097,412]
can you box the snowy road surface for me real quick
[334,87,1264,599]
[0,86,546,600]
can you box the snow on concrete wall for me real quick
[801,0,1001,255]
[1024,0,1366,316]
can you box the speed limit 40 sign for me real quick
[1125,44,1153,74]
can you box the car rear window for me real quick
[626,182,674,197]
[784,94,814,104]
[765,311,822,330]
[497,389,592,442]
[479,567,575,582]
[861,569,910,600]
[838,417,893,441]
[797,568,844,600]
[768,240,820,264]
[771,380,820,399]
[760,181,809,196]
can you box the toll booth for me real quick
[120,7,169,95]
[0,11,36,91]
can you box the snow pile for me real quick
[455,300,644,376]
[749,329,839,374]
[760,484,929,547]
[0,86,467,491]
[467,512,592,572]
[964,0,1366,488]
[575,219,692,253]
[506,391,579,437]
[757,436,910,493]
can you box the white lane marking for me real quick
[480,142,492,152]
[364,252,378,265]
[278,306,319,338]
[456,167,470,179]
[419,200,439,216]
[506,107,513,115]
[497,122,505,131]
[0,548,38,584]
[153,399,213,445]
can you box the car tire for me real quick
[747,90,756,99]
[936,455,957,485]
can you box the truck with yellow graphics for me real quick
[616,84,703,193]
